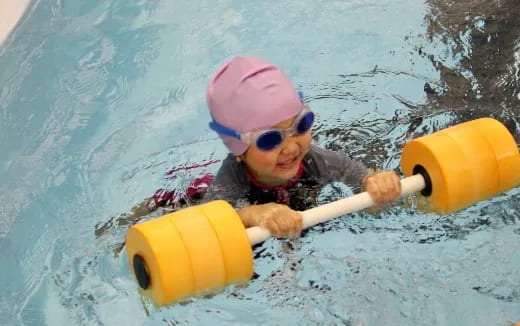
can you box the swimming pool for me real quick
[1,0,519,325]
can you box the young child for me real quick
[203,56,401,238]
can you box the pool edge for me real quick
[0,0,31,46]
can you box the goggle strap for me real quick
[208,120,242,140]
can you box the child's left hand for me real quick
[362,170,401,206]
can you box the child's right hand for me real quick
[237,203,303,238]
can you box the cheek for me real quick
[245,148,280,170]
[298,132,312,150]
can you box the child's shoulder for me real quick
[304,145,366,185]
[214,153,249,185]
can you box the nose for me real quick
[280,134,299,155]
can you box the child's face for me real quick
[243,115,312,186]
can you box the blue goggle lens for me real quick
[297,112,314,134]
[256,130,283,151]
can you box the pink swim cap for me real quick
[206,56,301,155]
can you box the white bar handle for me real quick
[246,174,426,246]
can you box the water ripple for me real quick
[2,0,520,325]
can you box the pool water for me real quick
[1,0,519,325]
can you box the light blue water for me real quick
[1,0,519,325]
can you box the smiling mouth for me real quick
[277,155,300,169]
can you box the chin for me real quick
[275,167,299,181]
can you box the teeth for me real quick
[280,156,297,165]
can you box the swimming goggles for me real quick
[209,99,315,151]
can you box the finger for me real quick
[384,176,396,203]
[274,207,302,238]
[380,173,399,203]
[294,212,303,228]
[264,218,282,238]
[276,218,291,238]
[392,174,402,198]
[368,183,384,205]
[377,176,389,202]
[262,204,286,237]
[387,173,401,200]
[274,211,297,238]
[379,189,391,205]
[395,174,402,192]
[289,213,303,238]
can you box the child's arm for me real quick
[236,170,400,238]
[362,169,401,205]
[306,146,401,205]
[237,203,303,238]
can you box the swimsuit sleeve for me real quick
[201,154,249,208]
[305,145,368,188]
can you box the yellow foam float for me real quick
[126,201,253,305]
[126,117,520,306]
[401,118,520,213]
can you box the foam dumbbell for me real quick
[126,117,520,306]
